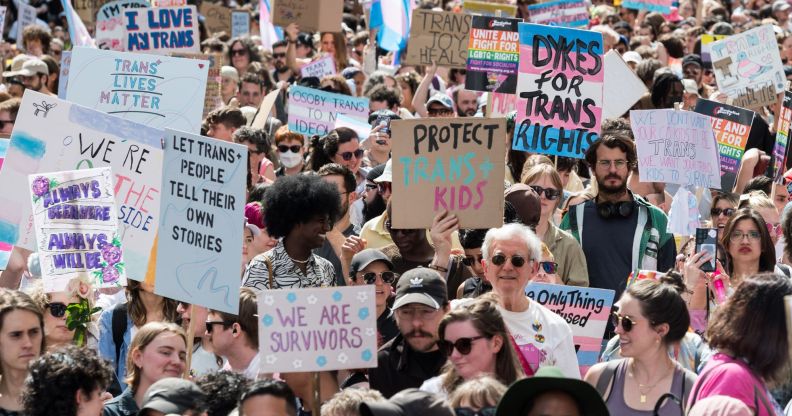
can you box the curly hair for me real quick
[308,127,358,172]
[196,370,251,416]
[23,345,113,416]
[262,174,342,238]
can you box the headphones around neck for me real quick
[596,200,635,219]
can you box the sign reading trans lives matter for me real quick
[67,47,209,133]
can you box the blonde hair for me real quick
[739,190,776,212]
[448,375,507,409]
[125,322,186,391]
[320,388,386,416]
[522,164,564,211]
[540,243,554,261]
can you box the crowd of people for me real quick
[1,0,792,415]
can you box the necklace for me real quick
[629,360,673,403]
[288,254,310,264]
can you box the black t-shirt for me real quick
[377,308,399,347]
[581,200,638,300]
[313,224,357,286]
[369,335,446,398]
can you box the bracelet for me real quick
[427,264,448,273]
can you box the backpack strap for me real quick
[681,367,697,411]
[595,359,623,401]
[112,303,128,366]
[263,255,275,289]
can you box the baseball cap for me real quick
[350,249,393,276]
[138,378,206,416]
[221,65,239,83]
[504,184,541,229]
[367,163,386,182]
[773,0,790,13]
[496,366,608,416]
[682,54,703,68]
[682,79,699,95]
[359,388,454,416]
[375,159,392,183]
[342,67,363,80]
[2,54,30,78]
[622,51,642,65]
[426,93,453,110]
[15,59,48,77]
[392,268,448,310]
[245,221,260,237]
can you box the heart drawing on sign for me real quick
[198,63,204,68]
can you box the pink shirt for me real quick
[689,353,779,416]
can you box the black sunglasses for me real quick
[427,107,452,116]
[358,271,398,285]
[490,254,527,268]
[530,185,561,200]
[455,407,496,416]
[365,183,377,190]
[46,302,68,318]
[710,207,735,217]
[231,49,247,56]
[278,144,301,153]
[205,320,231,334]
[339,149,364,161]
[611,312,637,332]
[438,336,487,356]
[539,261,558,274]
[462,254,484,267]
[272,52,286,59]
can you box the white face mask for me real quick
[279,151,303,168]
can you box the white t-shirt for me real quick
[499,300,580,379]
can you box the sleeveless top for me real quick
[606,359,686,416]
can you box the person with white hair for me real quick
[481,223,580,378]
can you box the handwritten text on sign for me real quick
[404,9,471,68]
[287,85,369,137]
[631,110,721,189]
[390,118,506,229]
[155,129,246,315]
[526,283,614,377]
[513,24,603,159]
[124,6,199,54]
[29,168,127,292]
[258,286,378,373]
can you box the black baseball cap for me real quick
[350,249,393,276]
[392,268,448,310]
[682,54,703,68]
[360,388,454,416]
[137,378,206,416]
[496,367,609,416]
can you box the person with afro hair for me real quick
[242,174,342,291]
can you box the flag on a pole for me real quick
[259,0,282,50]
[60,0,96,48]
[369,0,413,52]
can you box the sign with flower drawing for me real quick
[257,286,378,373]
[28,167,126,292]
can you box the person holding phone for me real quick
[365,110,399,168]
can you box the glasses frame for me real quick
[539,261,558,274]
[438,335,488,356]
[611,312,638,332]
[530,185,561,200]
[205,320,231,334]
[278,144,301,153]
[46,302,68,318]
[339,149,365,161]
[359,271,398,285]
[490,254,527,268]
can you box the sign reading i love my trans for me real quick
[512,24,603,159]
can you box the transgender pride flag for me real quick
[369,0,413,52]
[259,0,283,50]
[61,0,96,48]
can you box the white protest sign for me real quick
[603,50,647,120]
[231,10,249,38]
[123,5,200,54]
[57,51,72,99]
[258,286,378,373]
[0,90,163,281]
[16,3,40,50]
[96,0,150,51]
[29,167,127,292]
[300,55,336,79]
[287,85,369,137]
[630,109,721,189]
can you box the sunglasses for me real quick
[46,302,68,318]
[278,144,301,153]
[455,408,496,416]
[339,149,364,161]
[539,261,558,274]
[231,49,247,56]
[490,254,527,268]
[438,336,487,356]
[205,320,231,334]
[272,52,286,59]
[358,271,398,284]
[365,183,377,191]
[530,185,561,200]
[462,254,484,267]
[611,312,638,332]
[710,207,735,217]
[427,107,453,116]
[0,119,14,130]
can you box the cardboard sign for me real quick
[0,138,9,269]
[287,85,369,136]
[28,167,127,292]
[701,34,727,66]
[123,6,200,54]
[154,129,246,314]
[390,118,506,229]
[258,286,378,373]
[526,0,589,28]
[404,9,472,68]
[462,0,517,17]
[709,25,784,109]
[300,55,336,79]
[489,92,517,117]
[16,3,39,50]
[231,10,250,38]
[631,109,721,189]
[67,47,209,134]
[526,283,615,377]
[57,51,72,99]
[773,91,792,180]
[172,52,223,119]
[464,16,520,94]
[621,0,672,14]
[199,2,231,35]
[602,50,647,120]
[0,91,163,281]
[272,0,343,33]
[513,24,603,159]
[96,0,150,51]
[694,99,755,191]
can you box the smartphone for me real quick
[375,115,391,136]
[695,228,718,273]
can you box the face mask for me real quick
[279,151,303,168]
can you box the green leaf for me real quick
[112,236,122,246]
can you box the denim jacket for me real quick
[98,303,133,391]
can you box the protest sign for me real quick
[199,2,231,35]
[122,5,199,54]
[251,88,281,130]
[173,52,222,119]
[287,85,369,136]
[462,0,517,17]
[16,3,40,50]
[526,283,615,377]
[773,91,792,180]
[621,0,672,14]
[694,98,755,191]
[96,0,150,51]
[404,9,472,68]
[67,47,209,133]
[258,286,378,373]
[75,0,110,24]
[154,129,246,314]
[57,51,72,99]
[28,167,127,292]
[335,114,371,146]
[630,109,721,189]
[701,34,727,66]
[231,10,250,38]
[709,25,784,109]
[526,0,589,28]
[272,0,343,33]
[0,138,9,269]
[390,118,506,229]
[603,50,647,120]
[513,24,604,158]
[152,0,185,6]
[300,55,336,79]
[464,16,520,94]
[489,92,517,117]
[0,91,163,281]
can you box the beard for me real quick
[363,193,387,223]
[597,172,628,195]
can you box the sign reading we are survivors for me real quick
[631,109,721,189]
[123,5,199,54]
[694,99,755,191]
[390,118,506,229]
[29,167,127,292]
[287,85,369,136]
[526,283,614,377]
[513,24,604,159]
[404,9,472,68]
[526,0,589,28]
[465,16,520,94]
[258,286,378,373]
[155,129,246,314]
[67,47,209,133]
